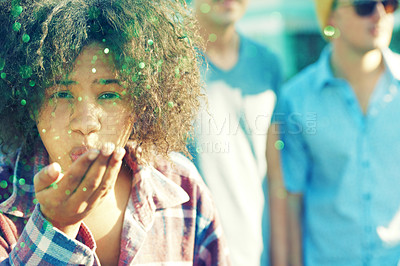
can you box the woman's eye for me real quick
[98,92,121,100]
[51,91,73,99]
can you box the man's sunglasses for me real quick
[334,0,399,17]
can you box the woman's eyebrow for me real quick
[97,79,120,85]
[55,80,78,86]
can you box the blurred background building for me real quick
[237,0,400,80]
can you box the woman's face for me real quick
[37,43,135,171]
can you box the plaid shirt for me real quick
[0,141,230,265]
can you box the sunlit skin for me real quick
[37,44,135,172]
[33,43,136,265]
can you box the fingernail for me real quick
[48,163,61,178]
[114,147,126,160]
[88,149,100,161]
[101,142,115,156]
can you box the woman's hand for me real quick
[34,142,126,238]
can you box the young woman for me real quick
[0,0,230,265]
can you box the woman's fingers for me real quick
[68,143,123,211]
[34,162,62,192]
[54,149,100,194]
[34,142,125,226]
[86,146,125,205]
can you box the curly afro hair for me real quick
[0,0,203,163]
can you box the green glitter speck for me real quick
[274,140,285,151]
[139,62,145,69]
[11,5,23,18]
[148,39,154,46]
[29,80,35,87]
[200,3,211,13]
[13,22,21,32]
[65,189,71,195]
[18,179,25,185]
[20,99,26,106]
[22,34,30,43]
[78,96,82,101]
[33,198,39,204]
[209,33,217,42]
[0,181,7,189]
[168,101,174,108]
[1,73,6,79]
[0,58,5,71]
[20,242,25,248]
[83,187,87,192]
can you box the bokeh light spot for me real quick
[78,96,82,101]
[200,3,211,13]
[29,80,35,87]
[11,5,23,18]
[208,33,217,42]
[139,62,145,69]
[274,140,285,150]
[92,68,97,73]
[42,129,46,133]
[22,34,30,43]
[104,48,110,54]
[0,58,5,71]
[12,22,21,32]
[20,99,26,106]
[0,181,7,189]
[18,179,25,186]
[168,101,174,108]
[1,73,6,79]
[83,187,87,192]
[323,25,339,38]
[148,39,154,46]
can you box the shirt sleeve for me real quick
[0,204,98,265]
[273,90,311,193]
[192,181,231,265]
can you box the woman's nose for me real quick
[69,102,101,135]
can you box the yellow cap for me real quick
[314,0,335,31]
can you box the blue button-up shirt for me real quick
[275,46,400,266]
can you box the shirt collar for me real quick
[314,45,336,91]
[0,141,189,220]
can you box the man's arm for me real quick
[287,192,303,266]
[267,124,288,266]
[267,124,304,266]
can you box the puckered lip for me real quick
[70,146,91,162]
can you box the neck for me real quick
[197,17,239,69]
[331,45,384,83]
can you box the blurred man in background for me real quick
[268,0,400,265]
[190,0,282,265]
